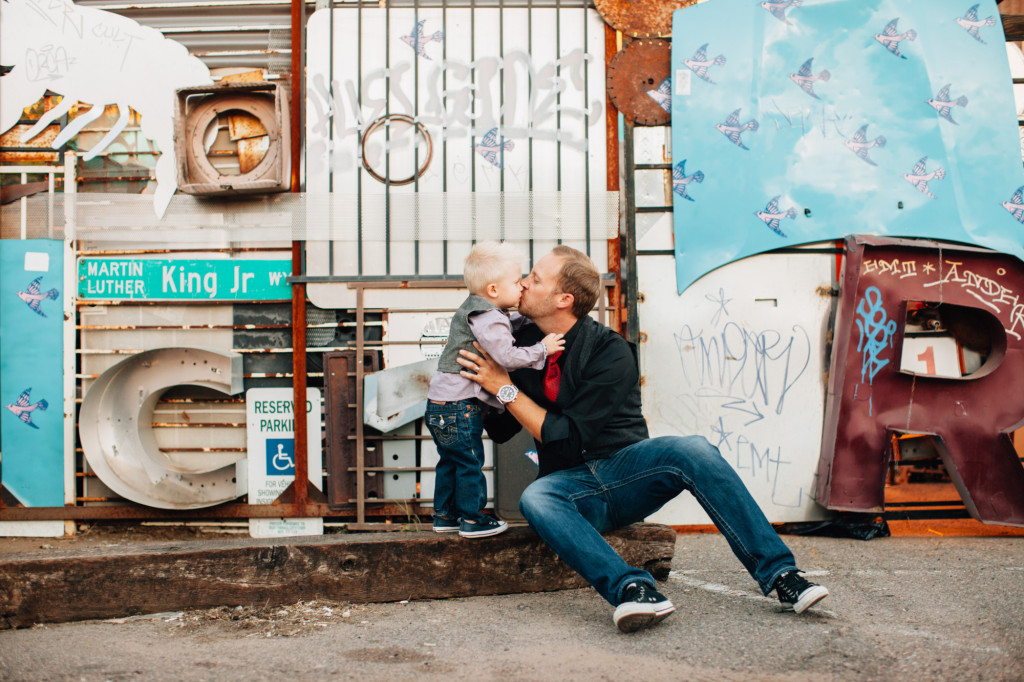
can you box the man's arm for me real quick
[457,345,547,441]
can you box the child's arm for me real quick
[468,309,549,370]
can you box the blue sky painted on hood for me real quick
[671,0,1024,293]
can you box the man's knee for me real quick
[652,435,731,473]
[517,479,563,520]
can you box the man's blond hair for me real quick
[551,245,601,318]
[463,241,524,295]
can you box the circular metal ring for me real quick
[360,114,433,186]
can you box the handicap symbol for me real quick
[271,443,294,472]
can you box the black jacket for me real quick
[484,315,649,477]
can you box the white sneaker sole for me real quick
[458,521,508,538]
[784,585,829,614]
[433,526,461,533]
[613,601,676,633]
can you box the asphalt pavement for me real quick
[1,532,1022,681]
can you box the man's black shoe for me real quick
[774,570,829,613]
[612,582,675,633]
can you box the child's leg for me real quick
[425,399,486,522]
[425,401,458,522]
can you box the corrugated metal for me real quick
[77,0,303,72]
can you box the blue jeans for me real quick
[518,435,798,606]
[425,399,488,523]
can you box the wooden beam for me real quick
[1003,15,1024,41]
[0,524,676,628]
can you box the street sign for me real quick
[78,258,291,300]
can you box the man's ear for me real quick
[557,292,574,310]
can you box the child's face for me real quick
[488,263,524,309]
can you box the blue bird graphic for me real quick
[647,78,671,112]
[902,157,945,199]
[715,109,759,150]
[927,84,968,124]
[844,124,886,166]
[475,128,514,168]
[5,388,48,430]
[683,43,726,84]
[760,0,802,25]
[956,4,996,44]
[672,160,704,202]
[789,58,830,100]
[1002,186,1024,224]
[400,20,444,60]
[17,276,59,317]
[874,18,917,59]
[755,196,796,237]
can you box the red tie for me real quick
[544,351,563,402]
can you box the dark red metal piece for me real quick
[323,350,384,509]
[817,236,1024,527]
[607,39,672,126]
[594,0,698,38]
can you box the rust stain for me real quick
[594,0,698,38]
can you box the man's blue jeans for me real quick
[518,435,798,606]
[426,399,488,523]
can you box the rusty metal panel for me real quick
[323,350,383,510]
[594,0,697,38]
[607,39,672,126]
[817,235,1024,527]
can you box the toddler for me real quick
[425,242,563,538]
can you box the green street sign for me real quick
[78,258,292,301]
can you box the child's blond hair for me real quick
[463,241,524,296]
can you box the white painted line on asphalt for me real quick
[881,626,1004,655]
[666,571,838,617]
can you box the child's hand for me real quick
[542,333,565,356]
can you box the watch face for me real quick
[498,384,517,403]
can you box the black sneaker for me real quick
[458,516,508,538]
[612,582,675,633]
[432,515,461,533]
[774,570,829,613]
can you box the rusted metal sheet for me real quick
[237,135,270,173]
[607,39,672,126]
[817,236,1024,527]
[323,350,384,509]
[227,111,267,141]
[594,0,697,37]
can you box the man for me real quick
[457,245,828,633]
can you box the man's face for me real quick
[518,253,563,319]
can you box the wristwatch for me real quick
[496,383,519,405]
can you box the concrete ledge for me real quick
[0,523,676,628]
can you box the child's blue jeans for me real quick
[425,398,488,523]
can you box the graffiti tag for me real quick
[855,285,897,384]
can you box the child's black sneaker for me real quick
[458,516,508,538]
[612,582,675,633]
[432,515,461,533]
[774,570,829,613]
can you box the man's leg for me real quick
[518,464,675,632]
[518,465,657,605]
[592,436,826,605]
[521,436,827,617]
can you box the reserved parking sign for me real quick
[245,387,323,538]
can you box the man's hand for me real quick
[457,343,510,395]
[459,343,547,442]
